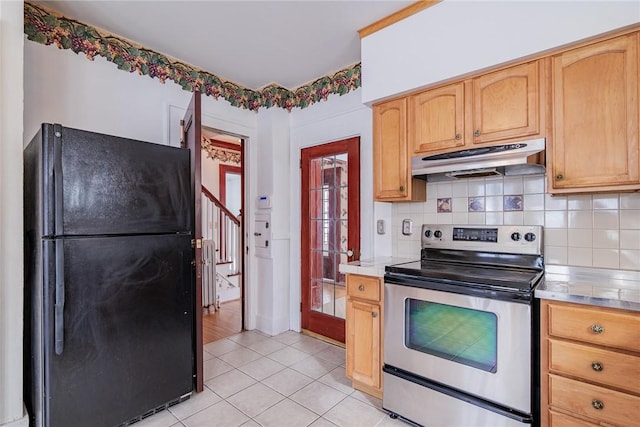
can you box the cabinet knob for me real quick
[556,173,564,180]
[591,399,604,410]
[455,133,461,140]
[358,284,365,292]
[474,129,481,137]
[399,185,405,192]
[371,311,378,318]
[591,324,605,334]
[591,361,603,372]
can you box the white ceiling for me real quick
[33,0,414,90]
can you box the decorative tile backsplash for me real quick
[391,175,640,271]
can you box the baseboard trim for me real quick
[301,329,346,348]
[1,405,29,427]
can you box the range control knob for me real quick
[524,232,537,242]
[511,232,522,241]
[424,230,432,238]
[434,230,442,239]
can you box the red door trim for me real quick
[300,137,360,343]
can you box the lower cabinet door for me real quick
[549,374,640,426]
[346,299,381,390]
[549,410,600,427]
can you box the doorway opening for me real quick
[201,127,245,344]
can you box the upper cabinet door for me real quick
[409,82,465,154]
[373,98,410,200]
[472,61,540,144]
[373,98,426,202]
[551,33,639,192]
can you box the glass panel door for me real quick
[301,138,360,343]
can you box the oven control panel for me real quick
[421,224,543,255]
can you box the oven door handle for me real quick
[384,272,534,304]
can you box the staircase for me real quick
[201,187,241,311]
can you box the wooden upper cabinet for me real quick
[472,61,540,144]
[409,82,465,154]
[410,61,543,155]
[373,98,426,202]
[550,33,640,192]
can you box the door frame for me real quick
[300,136,360,343]
[201,128,246,332]
[181,91,203,392]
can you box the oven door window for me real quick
[405,299,497,373]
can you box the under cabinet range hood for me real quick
[412,138,546,180]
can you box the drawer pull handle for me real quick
[591,324,605,334]
[591,362,603,372]
[372,312,378,318]
[591,399,604,410]
[358,284,365,292]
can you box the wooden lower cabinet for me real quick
[345,274,383,398]
[541,300,640,426]
[549,409,600,427]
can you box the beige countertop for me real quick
[339,257,416,278]
[536,265,640,312]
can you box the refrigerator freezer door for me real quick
[44,124,191,236]
[42,234,193,427]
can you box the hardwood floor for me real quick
[202,299,242,344]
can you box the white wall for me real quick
[201,153,239,199]
[288,89,391,330]
[0,2,28,426]
[361,0,640,104]
[23,40,264,335]
[255,107,291,335]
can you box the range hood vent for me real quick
[412,138,545,180]
[446,167,503,179]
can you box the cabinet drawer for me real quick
[549,409,600,427]
[549,374,640,426]
[549,339,640,394]
[347,274,381,302]
[548,303,640,352]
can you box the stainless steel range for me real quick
[383,224,544,427]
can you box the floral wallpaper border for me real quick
[202,137,241,165]
[24,2,361,112]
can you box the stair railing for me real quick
[201,187,241,274]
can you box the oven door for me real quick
[384,281,532,413]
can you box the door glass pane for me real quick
[309,151,349,320]
[311,280,323,311]
[310,189,323,220]
[405,299,498,373]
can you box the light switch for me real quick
[402,219,413,235]
[377,219,385,235]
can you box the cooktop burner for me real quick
[384,224,545,301]
[385,260,543,292]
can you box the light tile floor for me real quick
[134,330,408,427]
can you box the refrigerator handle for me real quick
[54,239,65,355]
[53,124,64,234]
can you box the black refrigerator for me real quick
[24,124,194,427]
